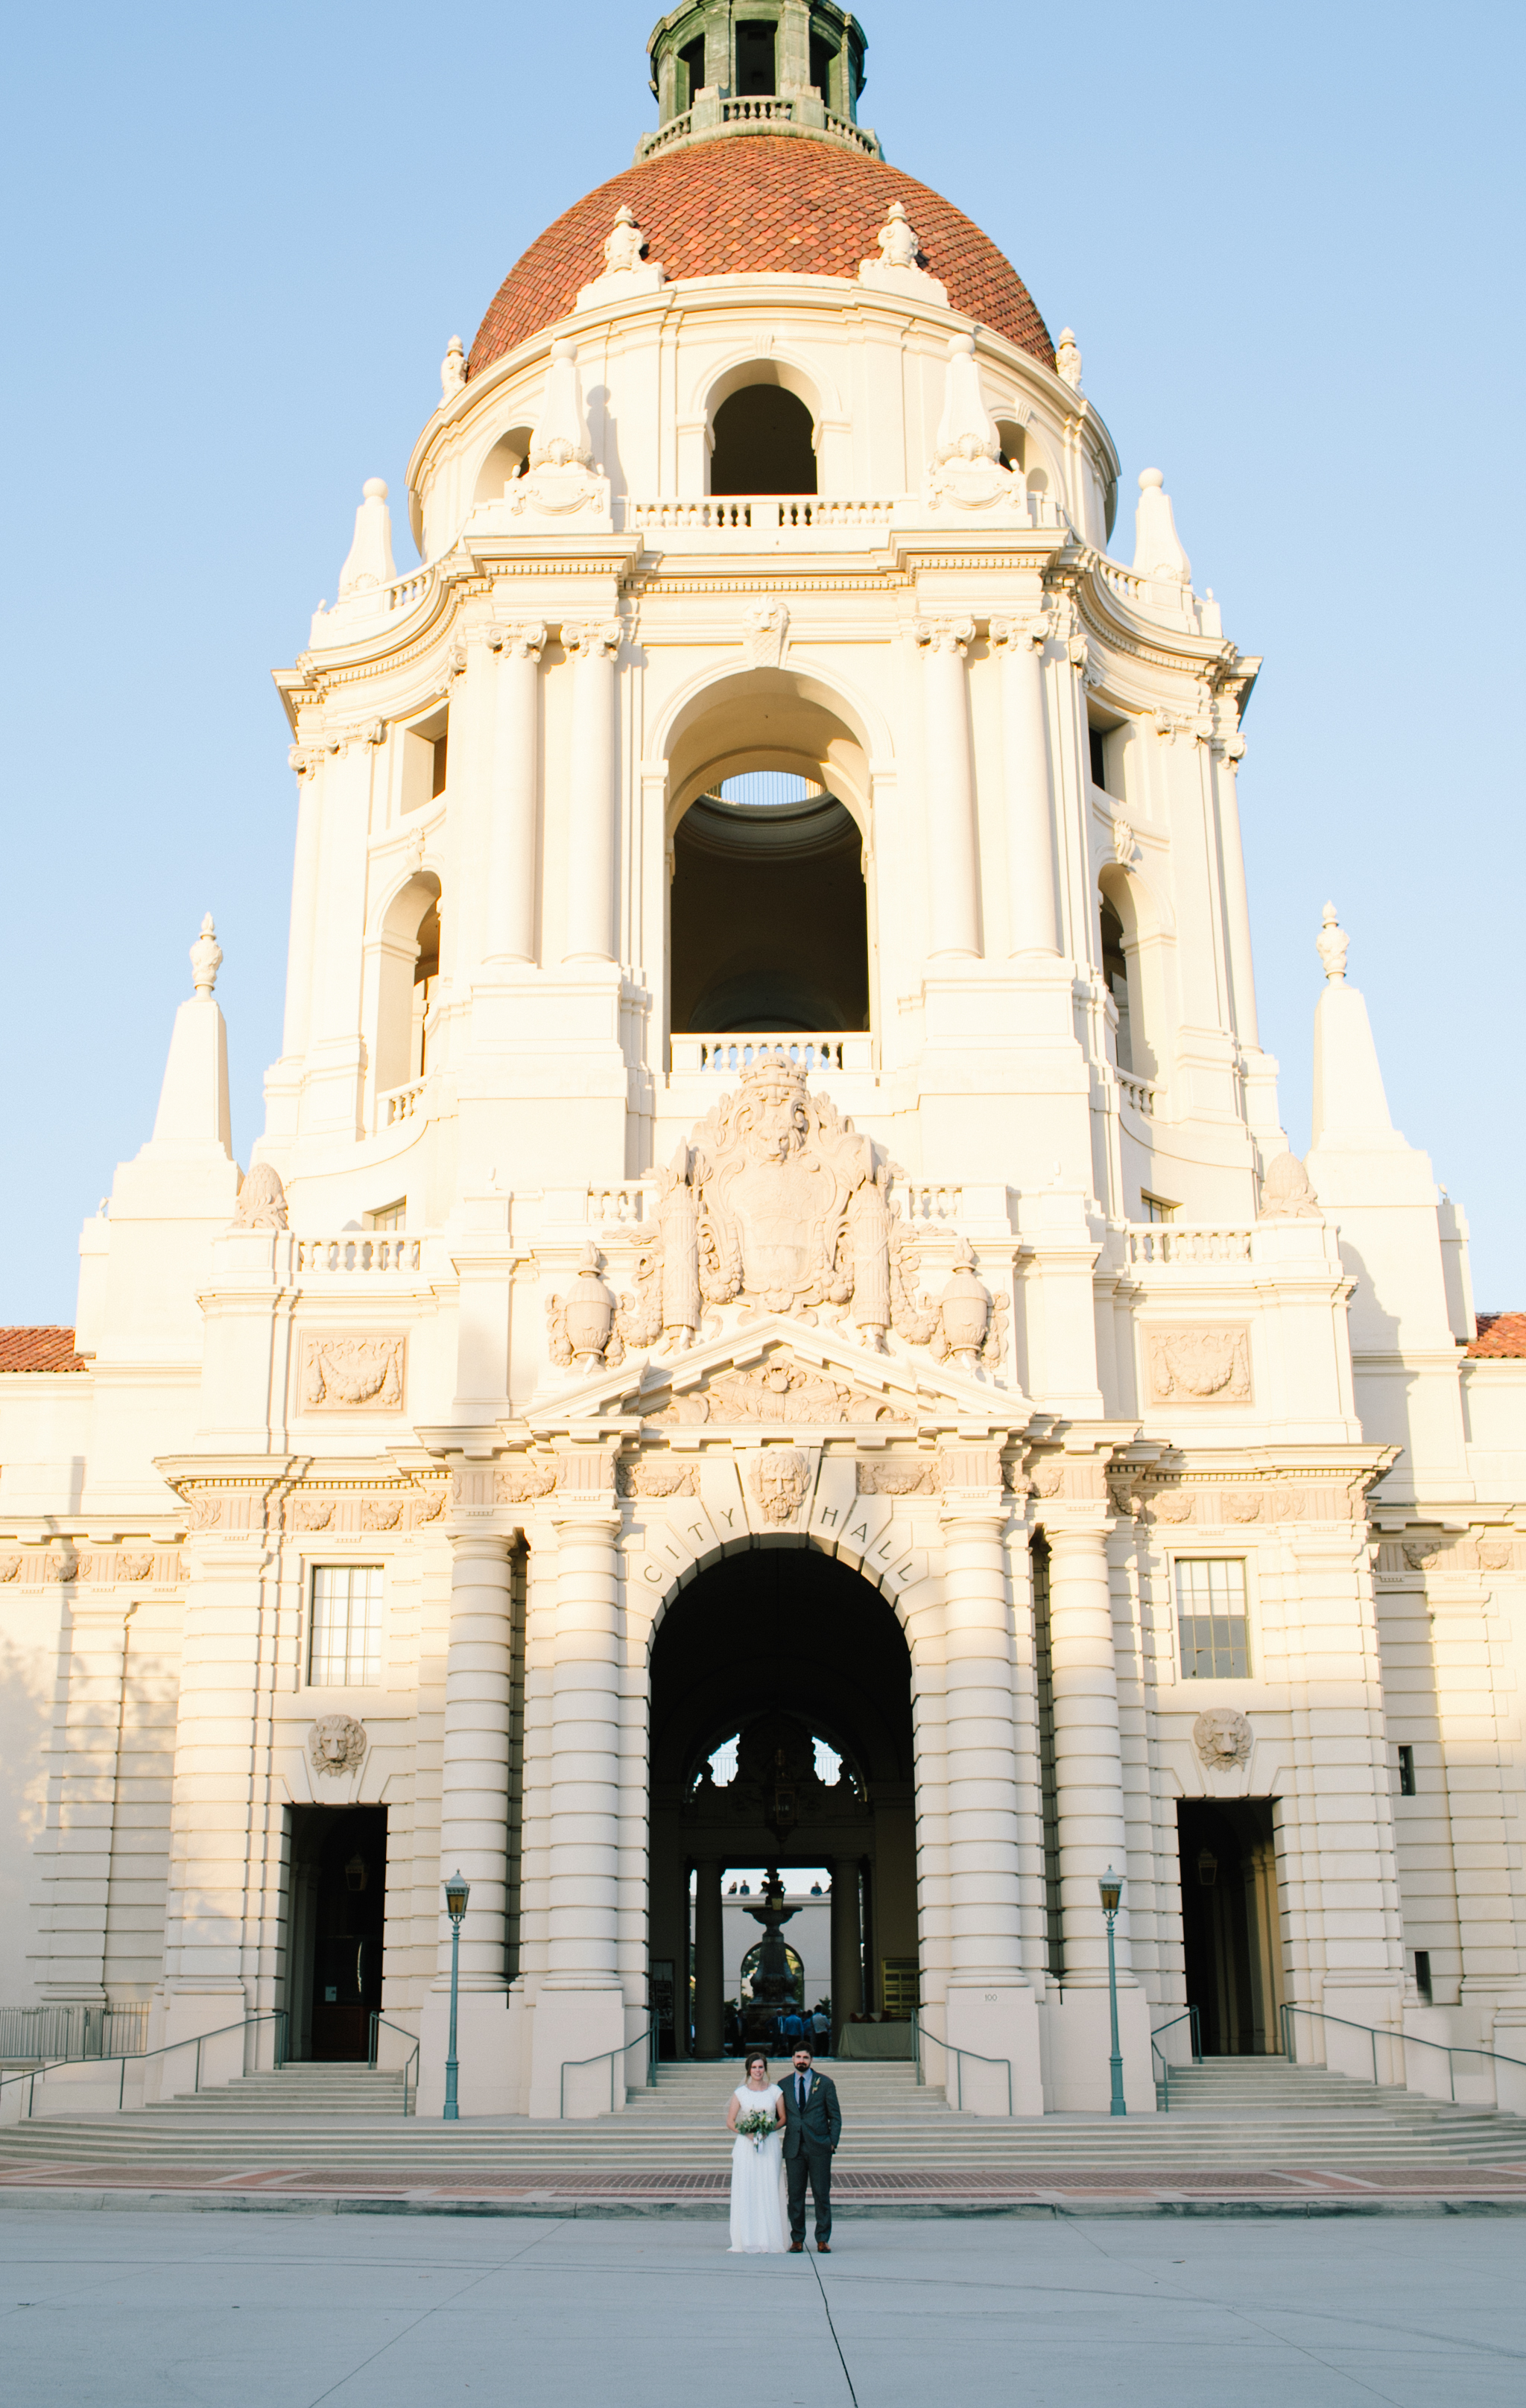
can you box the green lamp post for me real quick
[443,1869,470,2120]
[1099,1868,1126,2117]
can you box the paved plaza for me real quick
[1,2205,1522,2406]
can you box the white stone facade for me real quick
[4,19,1525,2123]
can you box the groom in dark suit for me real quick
[781,2043,841,2252]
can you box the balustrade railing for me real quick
[296,1234,423,1274]
[376,1075,428,1129]
[903,1185,963,1222]
[671,1031,873,1076]
[1116,1069,1158,1117]
[1125,1223,1253,1267]
[625,495,894,535]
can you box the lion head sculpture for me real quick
[308,1713,367,1778]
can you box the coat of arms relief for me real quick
[545,1054,1007,1382]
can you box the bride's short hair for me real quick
[742,2049,770,2073]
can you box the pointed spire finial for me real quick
[337,478,396,600]
[1055,327,1083,391]
[440,336,466,404]
[1316,902,1349,983]
[190,913,222,998]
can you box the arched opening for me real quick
[648,1547,916,2059]
[735,16,776,93]
[665,672,876,1048]
[472,425,533,506]
[374,873,440,1095]
[1100,892,1133,1073]
[711,387,817,495]
[1098,864,1162,1089]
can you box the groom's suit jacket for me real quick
[780,2068,841,2159]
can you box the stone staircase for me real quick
[3,2055,1526,2182]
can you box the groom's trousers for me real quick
[786,2141,832,2244]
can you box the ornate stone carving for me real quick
[0,1556,21,1582]
[510,339,611,522]
[185,1492,225,1531]
[748,1448,812,1525]
[117,1551,156,1581]
[741,599,790,671]
[1149,1486,1195,1523]
[1110,814,1137,869]
[1146,1327,1252,1406]
[857,202,949,305]
[547,1244,620,1369]
[857,1457,942,1497]
[1316,901,1349,982]
[37,1546,77,1582]
[1402,1534,1448,1571]
[308,1714,367,1777]
[1029,1460,1067,1499]
[616,1456,698,1500]
[1193,1708,1253,1772]
[232,1161,288,1230]
[646,1354,908,1428]
[1477,1539,1513,1571]
[1223,1490,1263,1522]
[925,335,1019,513]
[412,1484,448,1524]
[439,335,466,403]
[495,1457,558,1504]
[189,914,222,997]
[361,1497,405,1532]
[931,1240,1007,1372]
[288,1495,335,1532]
[576,206,666,307]
[1270,1484,1308,1519]
[1259,1152,1319,1219]
[564,619,621,665]
[1054,326,1083,391]
[1106,1474,1139,1518]
[301,1334,406,1411]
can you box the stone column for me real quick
[563,621,621,963]
[1214,737,1259,1048]
[528,1499,627,2113]
[1042,1498,1153,2110]
[937,1457,1042,2111]
[420,1533,516,2114]
[485,622,545,964]
[693,1860,724,2058]
[992,615,1060,956]
[279,759,323,1056]
[916,616,980,960]
[829,1857,863,2035]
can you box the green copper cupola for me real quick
[638,3,880,162]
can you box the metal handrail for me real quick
[0,2011,287,2120]
[367,2014,420,2116]
[910,2012,1014,2117]
[1150,2006,1203,2111]
[559,2018,659,2119]
[1282,2003,1526,2103]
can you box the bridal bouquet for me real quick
[736,2108,776,2152]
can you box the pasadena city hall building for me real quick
[4,2,1525,2123]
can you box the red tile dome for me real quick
[468,136,1054,378]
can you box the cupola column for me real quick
[563,622,621,963]
[419,1532,517,2114]
[937,1462,1042,2114]
[992,616,1060,957]
[528,1495,627,2114]
[486,623,546,965]
[916,617,981,960]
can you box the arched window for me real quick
[374,875,440,1096]
[1100,894,1133,1072]
[671,778,867,1035]
[472,425,533,507]
[710,387,817,495]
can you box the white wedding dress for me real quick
[727,2082,790,2254]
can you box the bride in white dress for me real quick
[726,2050,789,2254]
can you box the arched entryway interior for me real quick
[648,1547,916,2059]
[1177,1798,1285,2056]
[666,673,872,1042]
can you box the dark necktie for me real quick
[797,2074,807,2110]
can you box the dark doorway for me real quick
[711,387,817,495]
[648,1547,916,2059]
[735,19,776,94]
[286,1805,387,2061]
[1177,1798,1284,2056]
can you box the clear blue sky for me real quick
[2,0,1521,1321]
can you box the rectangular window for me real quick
[1089,726,1108,790]
[1142,1193,1179,1223]
[1413,1948,1433,2003]
[367,1200,406,1232]
[308,1565,384,1687]
[1397,1743,1416,1796]
[1176,1559,1250,1679]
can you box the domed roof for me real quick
[468,136,1054,379]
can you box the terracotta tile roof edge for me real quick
[0,1326,91,1374]
[1463,1311,1526,1358]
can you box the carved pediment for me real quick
[645,1352,908,1430]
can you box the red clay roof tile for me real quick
[469,136,1054,378]
[1465,1313,1526,1358]
[0,1326,89,1373]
